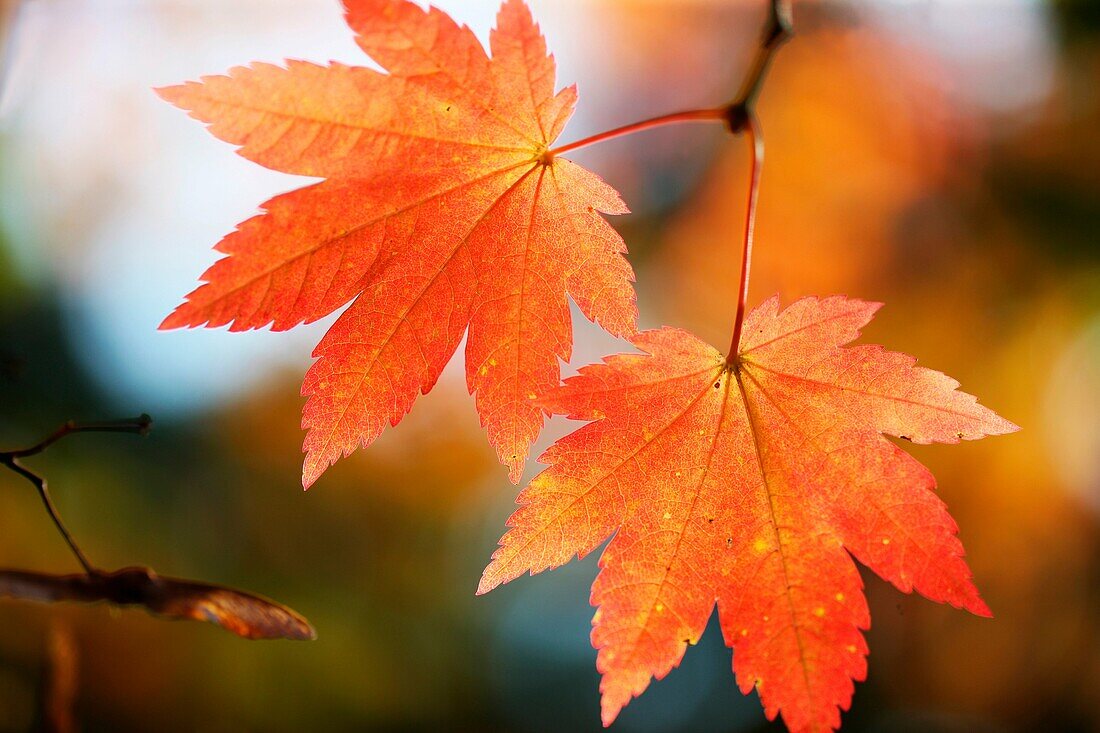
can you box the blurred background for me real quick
[0,0,1097,730]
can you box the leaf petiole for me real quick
[546,107,730,159]
[546,0,792,366]
[726,113,763,366]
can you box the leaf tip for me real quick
[301,459,323,491]
[600,698,623,728]
[968,596,993,619]
[475,573,496,596]
[152,83,184,104]
[158,308,189,331]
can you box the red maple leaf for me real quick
[158,0,636,487]
[479,295,1018,732]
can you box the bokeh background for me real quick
[1,0,1097,730]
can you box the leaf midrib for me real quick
[732,366,818,713]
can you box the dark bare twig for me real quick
[0,415,315,640]
[1,415,151,574]
[6,415,152,459]
[725,0,794,132]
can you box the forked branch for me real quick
[543,0,793,365]
[548,0,792,154]
[725,0,793,133]
[0,415,315,640]
[1,415,152,573]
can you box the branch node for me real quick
[725,103,749,134]
[765,0,794,50]
[2,414,155,576]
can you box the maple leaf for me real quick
[157,0,636,487]
[479,296,1018,732]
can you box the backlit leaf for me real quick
[158,0,636,487]
[480,295,1018,731]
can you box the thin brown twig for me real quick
[725,0,794,132]
[0,415,152,574]
[0,415,316,640]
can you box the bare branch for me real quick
[1,414,151,573]
[726,0,794,133]
[2,459,96,574]
[7,414,152,459]
[1,416,315,640]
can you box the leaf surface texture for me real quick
[480,296,1018,732]
[159,0,636,486]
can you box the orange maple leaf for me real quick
[479,296,1018,732]
[157,0,636,487]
